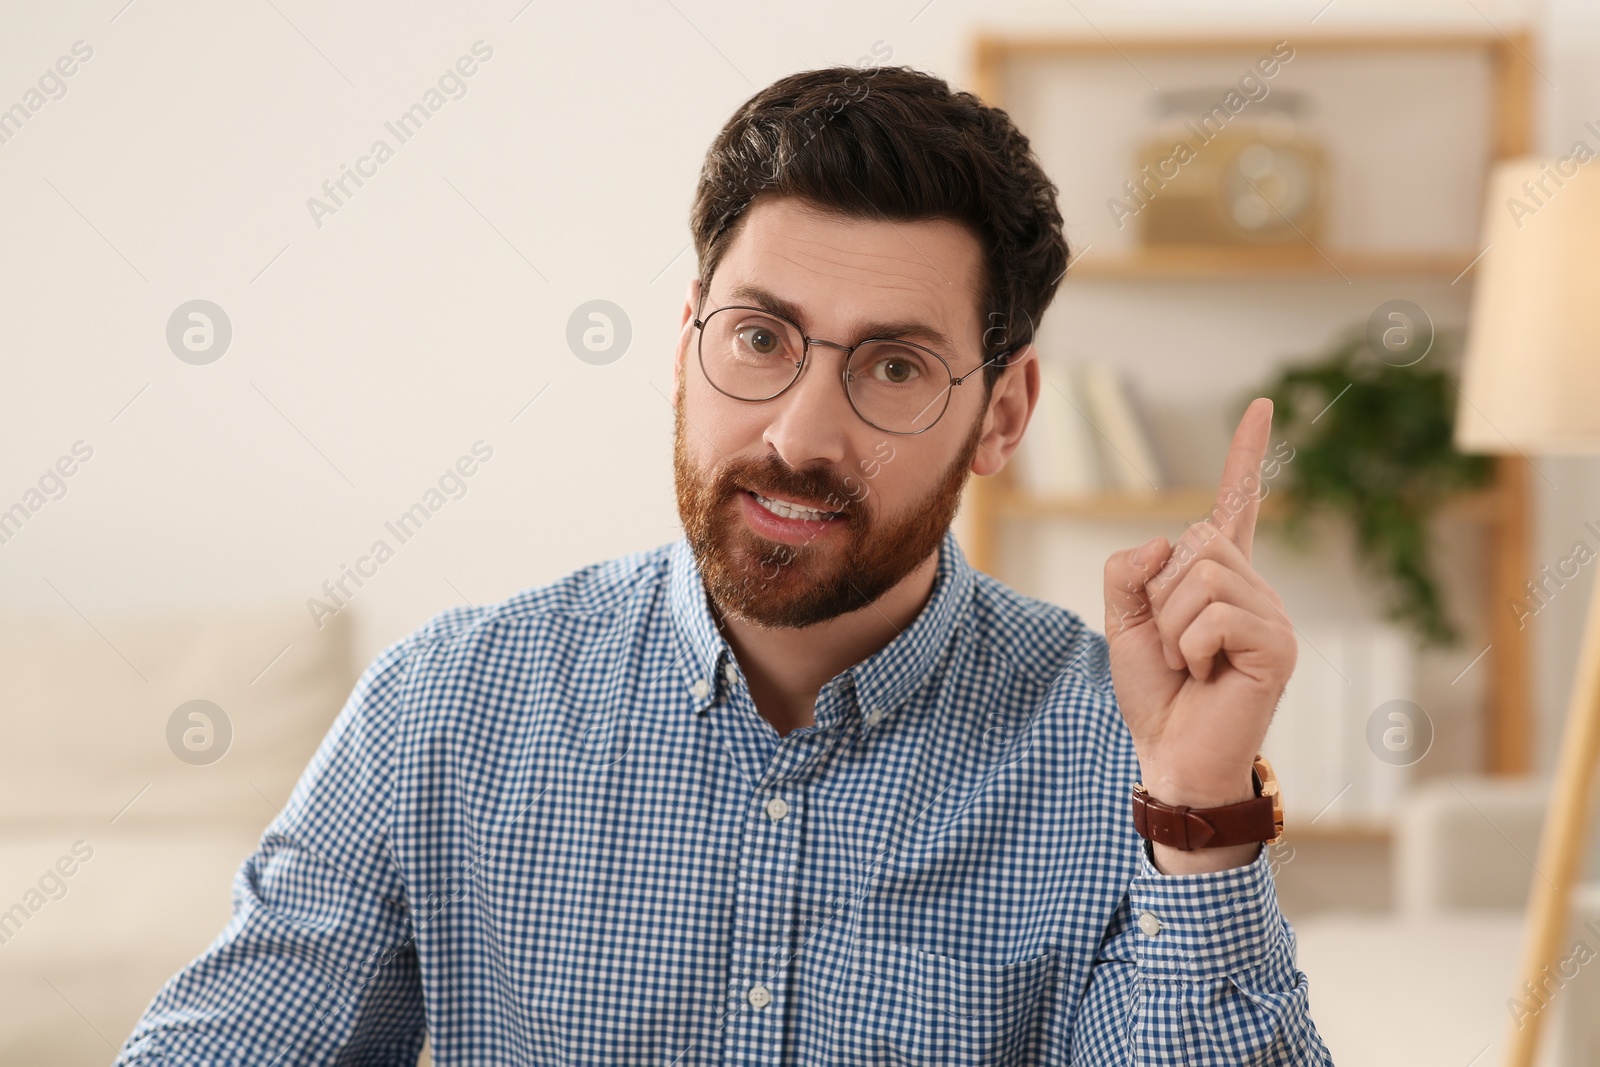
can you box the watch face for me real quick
[1253,755,1285,842]
[1252,755,1279,795]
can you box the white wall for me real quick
[2,0,1593,776]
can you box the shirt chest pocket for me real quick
[839,937,1055,1065]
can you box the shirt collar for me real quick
[667,526,975,725]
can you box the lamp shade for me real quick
[1455,155,1600,455]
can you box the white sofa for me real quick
[0,605,395,1064]
[1294,776,1600,1066]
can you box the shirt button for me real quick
[1137,911,1163,937]
[765,797,789,821]
[689,678,710,700]
[724,662,739,685]
[747,983,772,1009]
[866,705,886,726]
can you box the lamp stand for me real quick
[1506,567,1600,1066]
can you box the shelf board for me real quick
[1282,822,1393,844]
[994,486,1504,523]
[1065,246,1484,280]
[998,488,1219,521]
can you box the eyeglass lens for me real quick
[699,307,953,434]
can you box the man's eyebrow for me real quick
[725,284,961,358]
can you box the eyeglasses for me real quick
[691,298,1009,436]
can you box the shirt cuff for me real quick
[1128,838,1290,981]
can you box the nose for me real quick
[760,343,856,468]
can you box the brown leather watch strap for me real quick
[1131,788,1278,849]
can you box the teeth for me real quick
[753,491,838,522]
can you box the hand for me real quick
[1103,398,1297,875]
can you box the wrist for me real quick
[1138,766,1256,809]
[1131,754,1284,860]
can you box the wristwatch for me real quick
[1131,753,1284,850]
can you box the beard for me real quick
[672,373,984,630]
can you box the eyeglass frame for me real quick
[690,288,1014,436]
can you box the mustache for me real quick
[722,463,863,515]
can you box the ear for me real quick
[672,277,702,408]
[970,343,1040,478]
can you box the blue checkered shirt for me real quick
[115,527,1332,1065]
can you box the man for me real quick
[116,65,1332,1064]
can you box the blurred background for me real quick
[3,0,1599,1064]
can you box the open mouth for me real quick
[743,488,845,522]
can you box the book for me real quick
[1077,362,1164,496]
[1015,362,1101,496]
[1350,624,1415,821]
[1261,621,1417,829]
[1266,623,1349,827]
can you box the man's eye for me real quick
[872,357,920,383]
[739,327,783,355]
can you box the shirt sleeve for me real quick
[113,636,429,1066]
[1068,839,1335,1065]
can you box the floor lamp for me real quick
[1455,156,1600,1067]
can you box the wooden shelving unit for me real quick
[1065,247,1488,280]
[991,484,1506,524]
[966,30,1537,790]
[1284,822,1395,844]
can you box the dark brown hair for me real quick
[690,65,1070,395]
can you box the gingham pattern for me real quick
[114,527,1332,1065]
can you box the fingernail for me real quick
[1135,535,1161,564]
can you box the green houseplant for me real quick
[1252,326,1495,646]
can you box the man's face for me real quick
[671,195,1008,630]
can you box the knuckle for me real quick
[1112,549,1151,587]
[1149,607,1173,639]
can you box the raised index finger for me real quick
[1209,396,1273,561]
